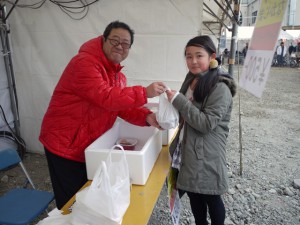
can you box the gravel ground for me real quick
[0,66,299,225]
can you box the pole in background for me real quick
[228,0,241,76]
[228,0,244,176]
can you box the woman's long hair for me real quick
[194,69,219,103]
[184,35,219,103]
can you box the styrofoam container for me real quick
[85,118,162,185]
[162,126,178,145]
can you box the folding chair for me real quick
[0,148,54,225]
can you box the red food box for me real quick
[116,138,138,151]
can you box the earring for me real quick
[209,59,218,69]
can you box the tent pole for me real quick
[228,22,237,75]
[228,0,241,76]
[0,4,20,136]
[228,0,244,177]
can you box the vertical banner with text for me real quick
[239,0,288,98]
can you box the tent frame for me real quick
[0,4,20,136]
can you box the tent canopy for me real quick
[2,0,294,153]
[226,26,298,40]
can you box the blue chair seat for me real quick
[0,148,54,225]
[0,188,54,225]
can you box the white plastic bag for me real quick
[156,92,179,129]
[71,145,130,225]
[36,215,72,225]
[72,201,119,225]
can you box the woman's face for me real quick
[185,46,215,74]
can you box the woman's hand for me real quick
[165,89,177,102]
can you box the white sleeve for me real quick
[170,92,180,104]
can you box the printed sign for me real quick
[170,190,181,225]
[167,167,181,225]
[239,0,288,98]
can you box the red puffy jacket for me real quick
[39,36,151,162]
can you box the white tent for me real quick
[0,0,236,153]
[226,26,297,40]
[285,30,300,39]
[280,30,295,40]
[224,26,298,52]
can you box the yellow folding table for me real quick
[61,146,171,225]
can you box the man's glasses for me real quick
[107,38,131,49]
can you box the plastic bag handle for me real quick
[111,144,125,152]
[91,144,128,189]
[106,144,126,164]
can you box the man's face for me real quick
[102,28,131,64]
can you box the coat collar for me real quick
[180,67,236,97]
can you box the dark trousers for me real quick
[186,192,225,225]
[44,148,88,209]
[277,55,284,66]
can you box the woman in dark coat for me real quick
[166,35,237,225]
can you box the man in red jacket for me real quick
[39,20,166,209]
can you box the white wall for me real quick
[8,0,202,153]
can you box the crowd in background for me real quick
[273,41,300,68]
[219,42,248,66]
[219,39,300,68]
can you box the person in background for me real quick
[165,35,237,225]
[276,41,287,67]
[288,43,296,55]
[242,42,248,58]
[221,48,229,65]
[39,20,166,209]
[296,42,300,65]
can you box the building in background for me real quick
[222,0,300,65]
[240,0,260,26]
[240,0,300,32]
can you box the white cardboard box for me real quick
[85,118,162,185]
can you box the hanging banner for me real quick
[239,0,289,98]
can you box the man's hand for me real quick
[146,82,166,98]
[146,113,164,130]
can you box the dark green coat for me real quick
[169,68,237,195]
